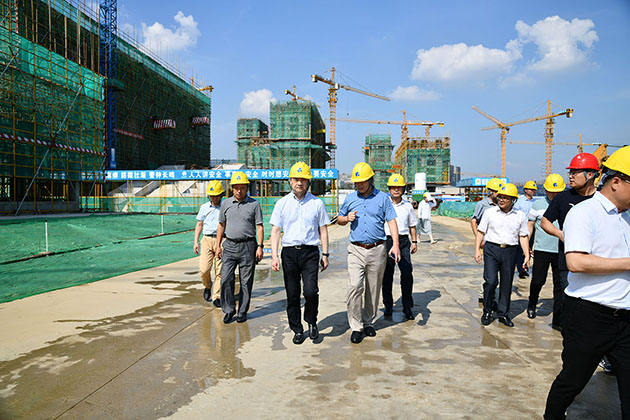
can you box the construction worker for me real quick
[270,162,330,345]
[338,162,401,344]
[541,152,598,331]
[474,183,530,328]
[543,146,630,420]
[514,180,538,279]
[382,174,418,320]
[215,171,264,324]
[526,174,565,322]
[193,180,225,307]
[417,192,437,244]
[471,177,503,302]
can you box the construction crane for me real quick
[473,100,573,178]
[511,134,592,152]
[337,110,443,142]
[284,85,309,102]
[311,67,390,168]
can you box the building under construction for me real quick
[0,0,211,213]
[363,134,394,192]
[395,135,451,188]
[236,100,328,194]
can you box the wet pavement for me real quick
[0,217,621,419]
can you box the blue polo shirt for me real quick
[339,187,397,244]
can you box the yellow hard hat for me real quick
[486,177,503,192]
[230,171,249,185]
[543,174,566,192]
[387,173,405,187]
[498,183,519,198]
[523,180,537,190]
[351,162,375,182]
[289,161,312,179]
[602,146,630,177]
[206,180,225,196]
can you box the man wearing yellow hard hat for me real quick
[338,162,401,344]
[514,180,538,279]
[193,180,226,307]
[270,162,330,345]
[474,183,530,328]
[215,171,264,324]
[526,174,565,322]
[382,173,418,320]
[544,146,630,420]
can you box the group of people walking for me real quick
[193,147,629,420]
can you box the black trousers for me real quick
[382,235,414,310]
[544,296,630,420]
[528,250,565,325]
[281,246,320,333]
[483,242,518,317]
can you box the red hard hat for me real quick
[566,153,600,171]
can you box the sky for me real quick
[115,0,630,182]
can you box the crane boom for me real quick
[481,108,573,131]
[337,83,390,101]
[336,117,442,126]
[472,106,506,128]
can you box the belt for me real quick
[226,237,255,243]
[486,241,517,249]
[283,245,318,250]
[351,240,385,250]
[568,296,630,317]
[204,234,217,237]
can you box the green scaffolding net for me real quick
[436,201,476,219]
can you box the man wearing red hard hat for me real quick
[541,152,599,331]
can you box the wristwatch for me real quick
[322,253,330,257]
[412,241,418,243]
[258,244,264,248]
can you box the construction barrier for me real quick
[437,201,477,219]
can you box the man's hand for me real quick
[271,255,280,272]
[522,261,529,272]
[474,249,483,264]
[256,246,263,262]
[411,243,417,254]
[216,246,222,260]
[347,211,358,222]
[389,245,401,263]
[193,243,199,255]
[320,255,329,271]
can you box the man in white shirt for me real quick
[474,183,530,327]
[544,146,630,420]
[270,162,330,345]
[417,192,437,244]
[382,174,419,320]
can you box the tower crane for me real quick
[284,85,309,102]
[311,67,390,168]
[473,100,573,177]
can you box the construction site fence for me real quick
[436,201,476,219]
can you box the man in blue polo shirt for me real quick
[338,162,401,344]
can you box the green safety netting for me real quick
[437,201,477,219]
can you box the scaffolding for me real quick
[363,134,393,191]
[395,136,451,185]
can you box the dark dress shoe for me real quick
[293,332,305,345]
[526,305,536,319]
[350,331,363,344]
[481,312,493,326]
[403,308,415,320]
[364,326,376,337]
[203,288,212,302]
[518,272,529,279]
[383,306,393,316]
[308,324,319,340]
[498,316,514,327]
[236,313,247,323]
[223,312,235,324]
[213,298,221,308]
[551,323,562,332]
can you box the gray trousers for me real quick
[347,242,387,332]
[220,239,257,316]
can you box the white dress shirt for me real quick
[563,192,630,309]
[270,191,330,246]
[384,198,418,236]
[477,206,528,246]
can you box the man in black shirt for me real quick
[541,153,599,331]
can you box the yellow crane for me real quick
[311,67,390,168]
[284,85,309,102]
[473,100,573,178]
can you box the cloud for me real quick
[240,89,276,118]
[142,11,200,52]
[515,16,598,72]
[390,85,441,101]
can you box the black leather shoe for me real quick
[526,305,536,319]
[403,308,415,320]
[364,326,376,337]
[203,288,212,302]
[223,312,235,324]
[498,316,514,327]
[212,298,221,308]
[293,331,305,345]
[551,323,562,332]
[518,272,529,279]
[236,313,247,323]
[383,306,393,316]
[481,312,493,326]
[350,331,363,344]
[308,324,319,340]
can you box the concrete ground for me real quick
[0,216,621,420]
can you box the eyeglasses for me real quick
[497,196,512,202]
[567,170,583,177]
